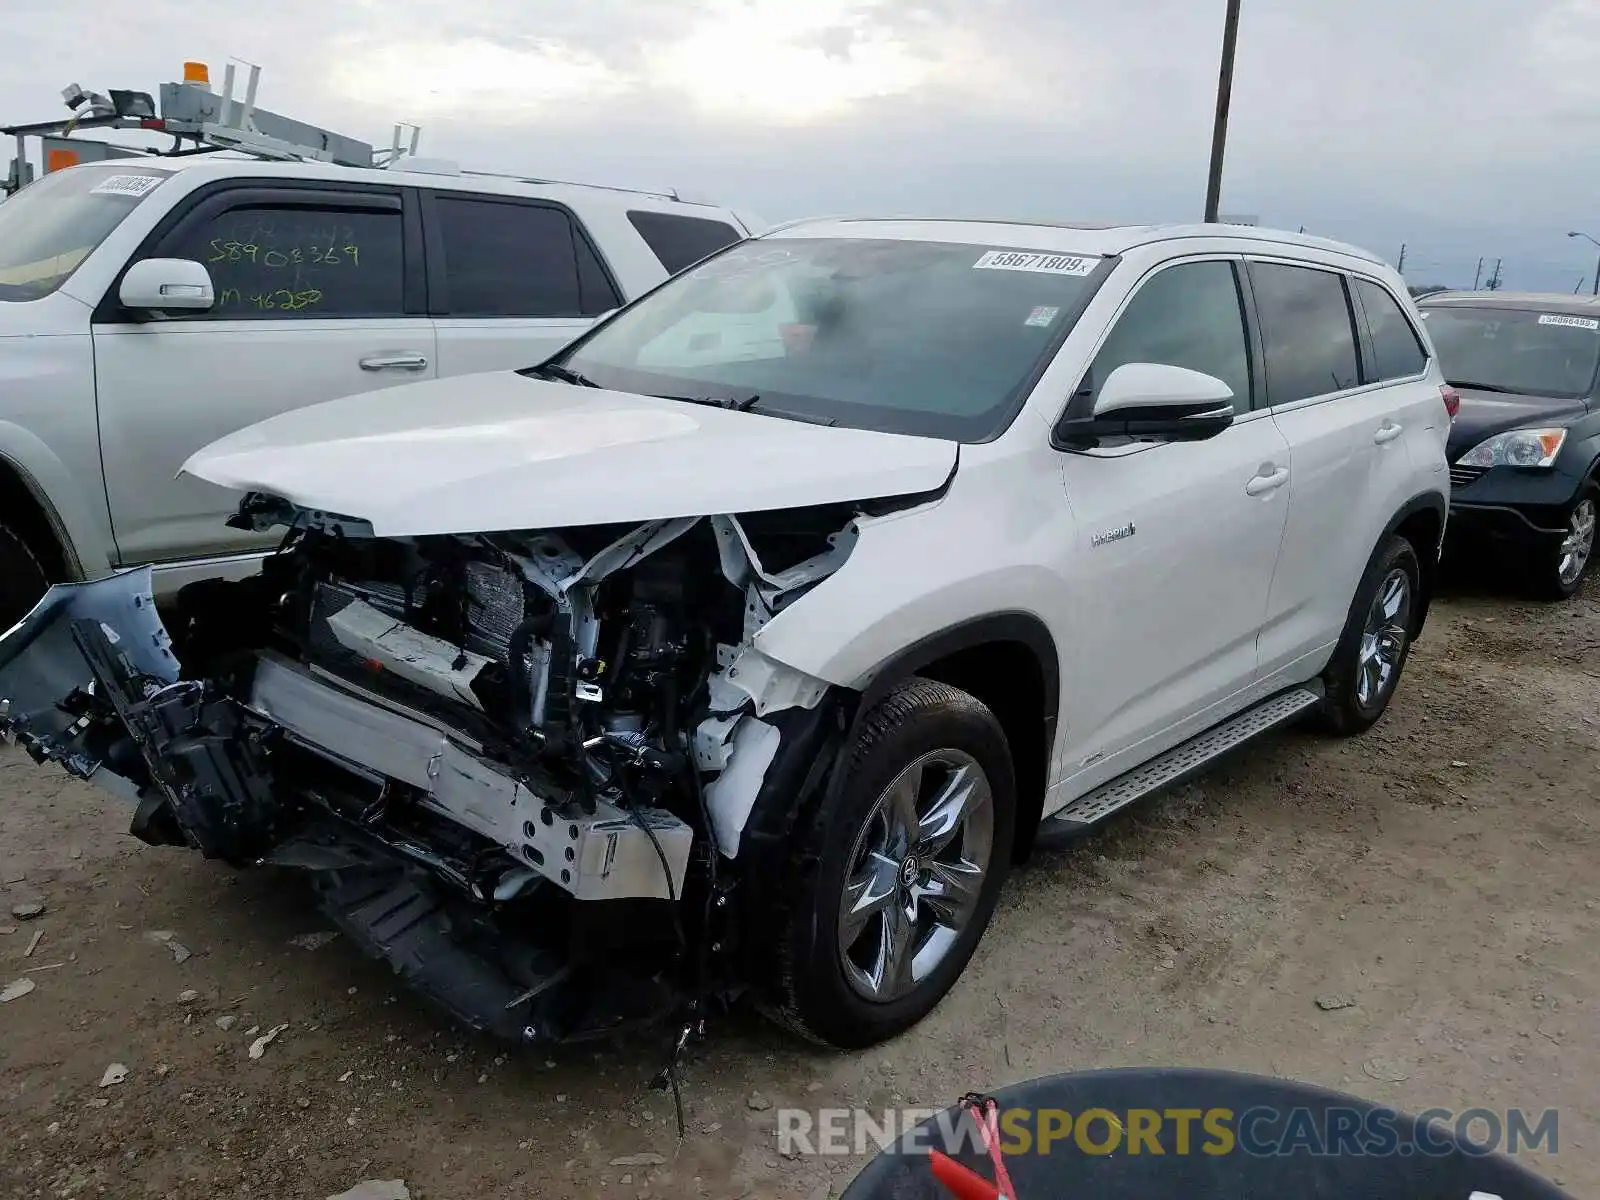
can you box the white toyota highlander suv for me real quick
[0,217,1452,1052]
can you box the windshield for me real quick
[551,236,1104,440]
[0,166,169,301]
[1421,305,1600,399]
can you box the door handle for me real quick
[359,353,429,371]
[1245,466,1290,496]
[1374,421,1404,444]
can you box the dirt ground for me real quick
[1,578,1596,1200]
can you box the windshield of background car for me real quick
[1421,305,1600,399]
[555,236,1104,440]
[0,166,169,301]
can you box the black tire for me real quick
[1527,483,1597,602]
[1313,535,1422,736]
[0,523,51,633]
[759,677,1016,1049]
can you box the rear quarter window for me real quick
[627,210,744,274]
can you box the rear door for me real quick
[1251,260,1429,679]
[423,192,623,376]
[91,181,435,565]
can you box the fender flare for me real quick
[1382,489,1448,640]
[0,423,114,580]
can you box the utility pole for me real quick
[1472,257,1485,290]
[1203,0,1243,223]
[1396,243,1407,274]
[1567,231,1600,297]
[1485,258,1503,291]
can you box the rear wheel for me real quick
[760,677,1016,1049]
[1314,535,1421,736]
[0,524,51,632]
[1528,485,1596,601]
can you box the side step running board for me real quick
[1037,683,1324,844]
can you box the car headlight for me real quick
[1458,427,1569,469]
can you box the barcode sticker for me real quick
[1537,313,1599,331]
[973,250,1098,276]
[88,173,165,198]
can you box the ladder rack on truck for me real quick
[3,59,422,196]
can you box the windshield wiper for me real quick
[657,393,763,412]
[523,362,601,387]
[1446,380,1519,395]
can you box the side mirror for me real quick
[119,258,215,313]
[1056,362,1236,447]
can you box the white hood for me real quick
[182,372,958,536]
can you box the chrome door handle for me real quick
[1245,467,1289,496]
[1374,422,1404,444]
[359,353,429,371]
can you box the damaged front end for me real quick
[0,494,882,1046]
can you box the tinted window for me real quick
[557,238,1104,441]
[1087,260,1253,414]
[1250,263,1361,404]
[627,210,743,274]
[1421,305,1600,399]
[0,167,171,302]
[435,197,614,318]
[161,203,404,319]
[1356,279,1427,381]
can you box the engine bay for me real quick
[0,494,879,1042]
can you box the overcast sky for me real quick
[9,0,1600,292]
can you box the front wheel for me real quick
[1528,485,1597,601]
[1314,535,1421,736]
[759,677,1016,1049]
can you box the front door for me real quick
[1054,258,1292,787]
[92,184,435,565]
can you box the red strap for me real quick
[971,1098,1018,1200]
[928,1149,1002,1200]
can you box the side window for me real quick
[626,210,744,275]
[1354,278,1427,381]
[434,196,615,318]
[160,202,405,319]
[1249,262,1361,404]
[1086,260,1253,414]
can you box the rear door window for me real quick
[627,210,744,274]
[1248,262,1362,404]
[433,195,618,317]
[1354,278,1427,381]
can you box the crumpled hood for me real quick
[182,372,959,535]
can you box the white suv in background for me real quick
[0,218,1452,1051]
[0,157,757,627]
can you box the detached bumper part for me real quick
[0,569,696,1044]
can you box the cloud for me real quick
[4,0,1600,290]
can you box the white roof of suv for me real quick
[67,155,758,229]
[766,215,1386,266]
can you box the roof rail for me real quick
[453,167,715,206]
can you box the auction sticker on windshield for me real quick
[973,250,1099,275]
[88,173,165,198]
[1537,313,1600,331]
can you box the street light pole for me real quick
[1568,231,1600,297]
[1204,0,1243,223]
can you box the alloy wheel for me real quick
[1558,497,1596,587]
[837,749,995,1004]
[1355,567,1412,709]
